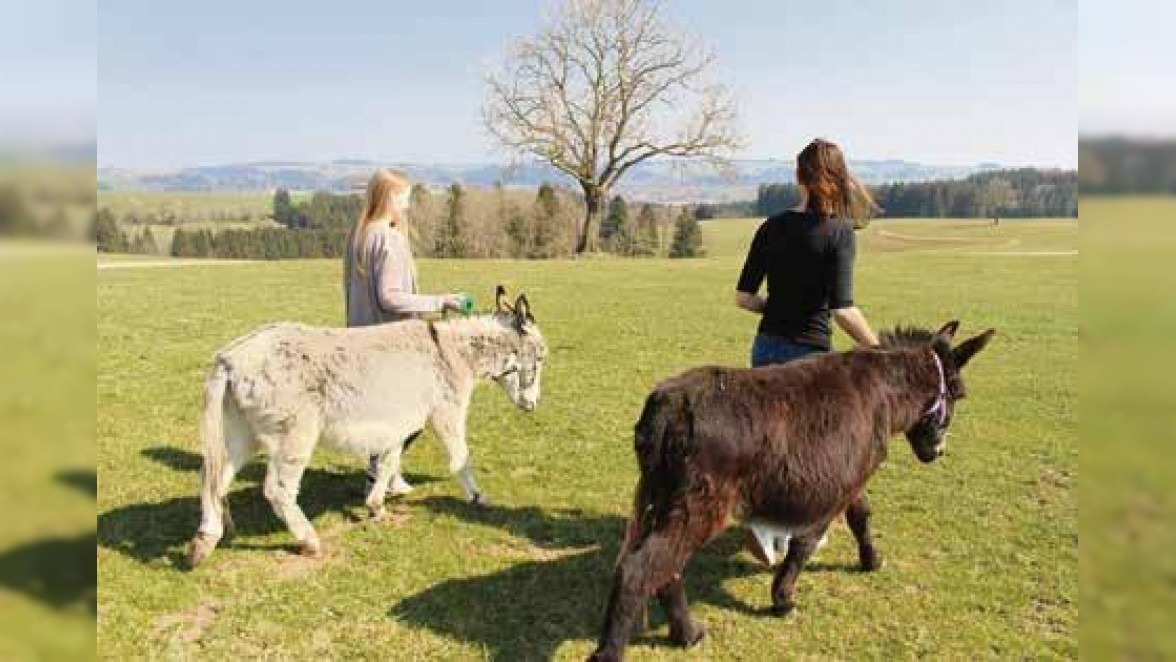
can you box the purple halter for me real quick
[923,351,949,426]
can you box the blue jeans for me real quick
[750,334,825,368]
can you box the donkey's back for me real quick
[634,356,882,490]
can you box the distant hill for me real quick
[98,157,1005,203]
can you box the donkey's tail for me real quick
[629,387,693,541]
[616,475,654,567]
[189,360,230,567]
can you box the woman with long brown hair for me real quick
[736,139,880,367]
[345,168,463,497]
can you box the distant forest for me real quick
[1080,138,1176,194]
[152,184,704,260]
[753,169,1078,219]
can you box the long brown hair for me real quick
[352,168,412,277]
[796,139,879,228]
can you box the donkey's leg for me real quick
[264,453,321,557]
[846,493,882,571]
[593,501,724,660]
[262,423,322,557]
[196,450,249,543]
[389,429,424,496]
[657,575,706,648]
[364,446,402,520]
[431,404,485,505]
[593,531,685,662]
[769,527,828,616]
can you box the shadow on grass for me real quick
[98,446,440,567]
[0,470,97,615]
[390,496,785,661]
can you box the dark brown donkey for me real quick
[589,321,995,661]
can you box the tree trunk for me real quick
[577,183,606,254]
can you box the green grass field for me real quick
[96,218,1077,660]
[1080,198,1176,659]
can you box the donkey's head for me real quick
[491,285,547,412]
[882,321,996,463]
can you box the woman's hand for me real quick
[439,294,465,311]
[735,291,766,314]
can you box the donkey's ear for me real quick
[495,285,513,313]
[953,329,995,369]
[514,294,534,323]
[936,320,961,341]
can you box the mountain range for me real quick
[98,157,1007,203]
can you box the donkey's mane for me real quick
[435,314,512,333]
[433,313,543,341]
[879,325,952,361]
[879,325,936,348]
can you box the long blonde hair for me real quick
[352,168,412,277]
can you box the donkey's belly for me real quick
[320,416,427,456]
[744,519,829,567]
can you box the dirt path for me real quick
[97,260,256,270]
[873,230,1075,256]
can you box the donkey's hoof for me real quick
[299,538,324,559]
[769,600,797,617]
[670,621,707,648]
[186,534,219,569]
[367,504,387,521]
[470,493,490,508]
[586,651,620,662]
[389,476,415,497]
[860,548,883,572]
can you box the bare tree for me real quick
[484,0,743,253]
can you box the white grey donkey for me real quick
[187,287,546,567]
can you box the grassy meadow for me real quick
[0,248,95,660]
[1080,198,1176,659]
[96,218,1077,659]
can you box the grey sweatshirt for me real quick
[344,224,441,327]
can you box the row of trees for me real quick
[272,189,363,230]
[1080,138,1176,194]
[755,169,1078,219]
[272,183,706,259]
[94,180,708,259]
[95,208,160,254]
[170,227,348,259]
[153,183,706,260]
[1,184,88,240]
[602,194,706,257]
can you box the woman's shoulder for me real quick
[365,223,409,248]
[765,208,804,223]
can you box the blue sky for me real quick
[2,0,96,146]
[98,0,1078,169]
[1079,0,1175,137]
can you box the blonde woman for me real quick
[345,168,463,497]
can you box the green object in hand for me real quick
[457,293,475,314]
